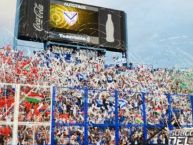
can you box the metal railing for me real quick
[0,83,193,145]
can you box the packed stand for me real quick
[171,94,192,126]
[88,90,115,124]
[147,128,168,145]
[18,86,51,122]
[17,125,50,145]
[0,85,15,122]
[55,88,84,124]
[0,125,12,145]
[119,127,143,145]
[118,92,143,125]
[54,126,84,145]
[0,45,193,95]
[89,127,115,144]
[146,94,168,125]
[0,45,193,143]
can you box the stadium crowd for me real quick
[0,125,12,145]
[54,126,84,144]
[55,88,84,124]
[119,127,143,145]
[119,127,168,145]
[0,45,192,94]
[19,86,51,122]
[88,90,115,124]
[17,125,50,145]
[89,127,115,144]
[0,45,193,144]
[172,94,192,125]
[119,92,143,125]
[0,85,15,122]
[147,129,168,145]
[146,93,168,125]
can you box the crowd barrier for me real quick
[0,83,193,144]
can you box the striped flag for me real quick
[23,64,31,71]
[25,92,44,103]
[135,115,143,124]
[155,107,162,115]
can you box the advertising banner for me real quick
[169,128,193,145]
[18,0,49,41]
[17,0,126,52]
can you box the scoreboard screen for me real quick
[50,2,99,37]
[17,0,127,52]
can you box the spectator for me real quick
[0,45,193,144]
[55,88,84,124]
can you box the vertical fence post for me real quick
[13,84,20,145]
[84,87,89,145]
[51,86,56,145]
[166,94,173,130]
[190,95,193,125]
[115,90,119,145]
[141,92,147,142]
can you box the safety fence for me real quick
[0,83,193,144]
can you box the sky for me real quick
[0,0,193,68]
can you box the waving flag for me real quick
[119,99,127,108]
[135,115,143,124]
[23,64,31,71]
[25,92,44,103]
[155,107,162,115]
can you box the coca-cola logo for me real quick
[33,2,44,32]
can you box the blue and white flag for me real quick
[119,99,127,108]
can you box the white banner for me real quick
[169,128,193,145]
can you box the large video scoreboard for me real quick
[17,0,126,52]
